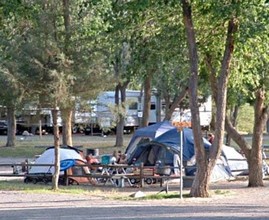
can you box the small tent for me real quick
[29,146,84,174]
[25,146,93,185]
[221,145,248,176]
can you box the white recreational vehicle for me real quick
[14,91,212,135]
[170,96,212,128]
[92,90,162,133]
[83,90,212,134]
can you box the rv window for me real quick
[129,102,138,110]
[150,104,156,110]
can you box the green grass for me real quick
[0,180,114,195]
[0,134,131,158]
[0,146,44,158]
[213,189,231,196]
[142,192,189,199]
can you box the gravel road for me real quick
[1,180,269,220]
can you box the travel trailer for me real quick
[84,91,212,135]
[170,96,212,128]
[7,90,212,135]
[92,90,162,133]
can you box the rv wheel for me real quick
[145,178,153,185]
[32,178,37,184]
[42,178,49,184]
[24,177,30,184]
[130,178,138,184]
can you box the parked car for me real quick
[0,120,8,135]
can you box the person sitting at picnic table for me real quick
[110,150,118,164]
[207,133,215,144]
[116,150,122,163]
[116,153,128,175]
[86,154,100,171]
[117,154,127,164]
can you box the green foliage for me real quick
[236,104,255,134]
[227,1,269,107]
[0,0,114,114]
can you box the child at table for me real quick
[110,150,118,164]
[118,154,127,164]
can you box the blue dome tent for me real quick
[126,126,211,166]
[125,120,175,158]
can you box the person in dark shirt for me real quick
[208,133,214,144]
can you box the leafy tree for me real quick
[0,0,34,147]
[55,0,113,146]
[194,0,269,192]
[201,0,269,187]
[225,28,269,187]
[181,0,240,197]
[0,0,112,189]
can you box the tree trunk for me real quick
[182,1,238,197]
[225,90,269,187]
[115,85,124,147]
[249,89,268,187]
[182,0,207,197]
[207,17,238,194]
[164,86,188,121]
[61,108,73,146]
[61,0,72,146]
[62,0,70,51]
[115,82,129,147]
[6,106,16,147]
[51,108,60,190]
[225,105,239,145]
[141,73,152,127]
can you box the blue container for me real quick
[101,155,111,165]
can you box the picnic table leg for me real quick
[64,170,68,186]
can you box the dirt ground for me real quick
[1,139,269,219]
[1,179,269,219]
[1,154,269,219]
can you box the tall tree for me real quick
[225,32,269,187]
[204,0,269,187]
[181,0,239,197]
[0,0,32,147]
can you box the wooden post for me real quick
[139,162,144,188]
[64,170,68,186]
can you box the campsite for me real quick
[1,129,269,219]
[2,121,268,191]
